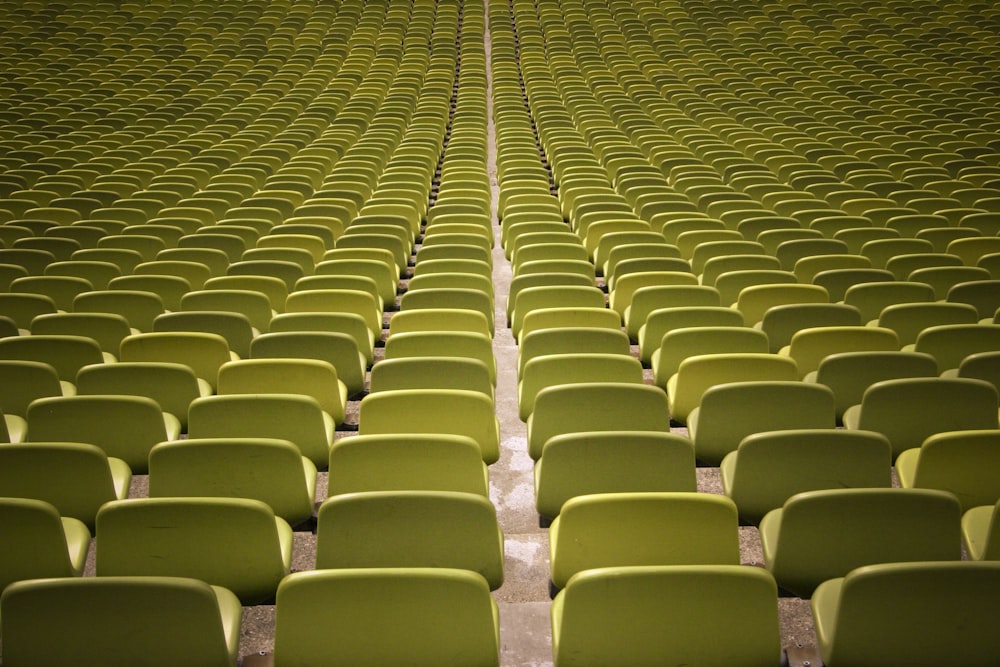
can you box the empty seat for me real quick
[844,378,999,459]
[667,353,799,425]
[811,561,1000,667]
[0,497,90,593]
[76,362,204,432]
[217,358,347,427]
[549,493,739,589]
[782,326,900,380]
[722,429,892,524]
[27,395,179,473]
[316,490,504,589]
[551,565,781,667]
[268,568,499,666]
[528,383,670,461]
[328,434,489,498]
[876,302,980,346]
[760,488,962,597]
[0,442,130,530]
[358,389,500,464]
[810,351,940,421]
[250,331,366,398]
[1,576,242,666]
[651,326,770,388]
[534,431,697,519]
[383,331,496,385]
[844,281,937,323]
[96,497,291,605]
[148,435,316,527]
[120,331,234,394]
[0,334,104,383]
[519,353,643,420]
[690,381,837,466]
[370,357,493,399]
[735,283,829,326]
[910,324,1000,372]
[962,500,1000,561]
[896,429,1000,512]
[947,279,1000,321]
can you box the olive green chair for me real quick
[217,358,348,428]
[735,283,829,326]
[383,331,496,385]
[875,302,980,347]
[760,488,962,597]
[519,353,643,420]
[370,357,494,399]
[96,497,291,605]
[549,493,740,589]
[811,561,1000,667]
[0,442,130,530]
[0,497,90,593]
[358,389,500,464]
[896,429,1000,512]
[667,353,798,425]
[388,307,492,338]
[316,490,503,589]
[76,361,205,432]
[0,334,105,383]
[909,323,1000,372]
[843,378,999,459]
[186,393,333,469]
[689,381,837,466]
[527,383,670,461]
[552,565,782,667]
[652,326,770,387]
[963,500,1000,561]
[722,429,893,524]
[148,437,317,527]
[120,331,235,394]
[328,434,489,498]
[0,360,69,425]
[534,430,696,519]
[809,351,941,421]
[269,568,500,667]
[1,576,242,667]
[518,326,631,377]
[27,394,180,473]
[269,311,374,366]
[781,325,900,380]
[518,307,622,346]
[250,331,366,398]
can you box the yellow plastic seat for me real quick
[896,429,1000,512]
[760,488,962,597]
[0,497,90,592]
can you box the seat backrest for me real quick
[0,575,239,666]
[284,288,382,337]
[0,442,127,530]
[814,351,941,419]
[913,324,1000,372]
[327,434,489,497]
[528,383,670,460]
[187,394,331,468]
[962,501,1000,560]
[181,289,274,333]
[690,381,837,466]
[148,437,316,526]
[519,353,643,420]
[519,306,621,342]
[905,430,1000,512]
[814,561,1000,667]
[27,395,174,473]
[668,353,799,424]
[876,302,980,346]
[250,331,366,397]
[217,358,345,424]
[843,280,937,322]
[653,326,770,387]
[383,331,496,384]
[0,359,64,417]
[316,490,503,589]
[785,325,900,379]
[847,378,999,458]
[761,488,962,597]
[96,497,289,604]
[272,568,499,667]
[0,497,79,592]
[120,331,233,391]
[269,311,374,364]
[359,389,499,464]
[549,493,739,588]
[0,334,104,382]
[534,431,697,518]
[723,429,892,524]
[946,279,1000,320]
[958,351,1000,396]
[76,362,202,431]
[735,283,829,326]
[74,289,166,332]
[370,357,493,399]
[553,565,780,667]
[388,308,492,337]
